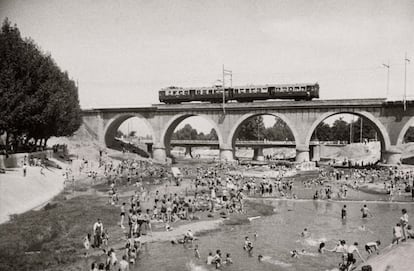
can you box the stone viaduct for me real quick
[81,98,414,164]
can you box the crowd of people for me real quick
[67,152,414,271]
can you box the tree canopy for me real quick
[0,19,82,152]
[172,124,218,140]
[236,116,294,141]
[312,117,377,142]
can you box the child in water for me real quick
[318,242,326,253]
[194,244,200,259]
[243,236,253,253]
[223,253,233,264]
[290,250,299,258]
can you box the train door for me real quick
[190,89,195,98]
[268,86,275,96]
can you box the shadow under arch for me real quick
[396,116,414,145]
[228,112,299,148]
[304,111,391,152]
[104,113,155,148]
[160,113,224,155]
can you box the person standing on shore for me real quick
[400,208,409,241]
[23,163,27,177]
[93,218,104,248]
[120,202,126,229]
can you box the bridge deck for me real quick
[80,98,413,113]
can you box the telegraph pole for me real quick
[404,53,410,111]
[222,64,225,114]
[382,61,390,97]
[360,117,363,143]
[222,65,232,114]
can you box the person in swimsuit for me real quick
[365,240,380,254]
[341,205,347,220]
[345,242,365,271]
[120,202,126,229]
[360,205,372,218]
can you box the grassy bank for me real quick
[0,190,119,271]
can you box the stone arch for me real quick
[304,111,391,151]
[103,113,155,148]
[160,113,224,153]
[227,112,299,147]
[396,116,414,145]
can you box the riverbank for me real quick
[357,240,414,271]
[0,165,65,224]
[0,155,412,271]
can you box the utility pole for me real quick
[360,117,363,143]
[382,61,390,98]
[222,65,232,114]
[404,53,410,111]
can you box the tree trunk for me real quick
[43,138,48,148]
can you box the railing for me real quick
[118,138,369,146]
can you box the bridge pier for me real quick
[152,145,167,163]
[220,145,234,162]
[296,145,310,162]
[185,146,193,158]
[310,145,320,161]
[253,148,265,161]
[382,145,402,165]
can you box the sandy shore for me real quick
[0,165,64,224]
[356,240,414,271]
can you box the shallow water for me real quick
[134,200,413,271]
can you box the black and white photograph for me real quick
[0,1,413,270]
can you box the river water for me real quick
[133,200,413,271]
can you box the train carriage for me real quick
[159,83,319,104]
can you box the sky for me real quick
[1,0,414,108]
[1,0,413,135]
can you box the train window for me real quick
[289,87,293,91]
[234,89,239,94]
[282,87,287,92]
[294,87,300,91]
[301,87,306,91]
[179,91,183,95]
[240,89,245,93]
[276,88,281,91]
[262,88,267,92]
[184,91,188,95]
[209,90,213,94]
[173,91,177,95]
[246,89,250,93]
[196,90,201,94]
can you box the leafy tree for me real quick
[206,128,218,140]
[237,116,266,140]
[404,127,414,142]
[330,118,350,142]
[263,118,294,141]
[312,122,332,141]
[172,124,218,140]
[0,18,81,151]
